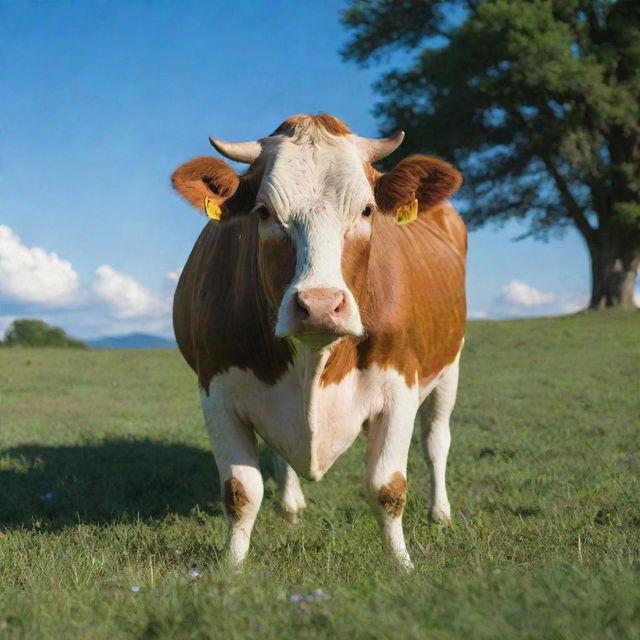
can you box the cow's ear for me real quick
[374,155,462,223]
[172,157,240,220]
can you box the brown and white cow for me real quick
[172,114,466,569]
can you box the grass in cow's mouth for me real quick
[0,312,638,639]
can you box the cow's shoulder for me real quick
[173,217,294,390]
[425,201,467,259]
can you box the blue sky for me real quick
[1,0,598,339]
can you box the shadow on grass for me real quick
[0,438,279,530]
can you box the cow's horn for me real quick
[208,137,262,164]
[355,131,405,162]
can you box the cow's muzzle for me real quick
[276,287,362,348]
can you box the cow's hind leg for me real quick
[200,390,263,568]
[366,381,419,570]
[418,352,460,525]
[273,454,306,523]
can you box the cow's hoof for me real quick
[430,504,452,525]
[222,554,245,573]
[281,492,306,524]
[395,552,414,571]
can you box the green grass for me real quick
[1,312,639,639]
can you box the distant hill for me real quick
[87,333,177,350]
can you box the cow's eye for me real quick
[255,204,270,221]
[362,206,372,217]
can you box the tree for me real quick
[2,319,87,348]
[342,0,640,309]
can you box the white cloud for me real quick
[497,280,556,307]
[468,310,488,319]
[0,225,178,338]
[91,265,171,319]
[558,293,589,314]
[0,225,82,306]
[634,288,640,307]
[477,279,582,319]
[166,268,182,283]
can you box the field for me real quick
[1,313,639,639]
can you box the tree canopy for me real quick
[342,0,640,309]
[2,319,87,348]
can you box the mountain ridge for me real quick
[87,333,176,349]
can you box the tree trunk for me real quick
[587,230,640,310]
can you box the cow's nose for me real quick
[294,288,347,330]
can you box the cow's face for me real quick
[254,127,379,347]
[172,115,461,350]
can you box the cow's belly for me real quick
[205,364,380,480]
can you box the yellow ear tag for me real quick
[204,197,223,222]
[394,198,418,225]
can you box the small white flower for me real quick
[130,585,141,592]
[173,549,181,556]
[313,589,328,600]
[188,569,200,578]
[290,594,303,603]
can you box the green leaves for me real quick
[2,319,87,349]
[342,0,640,236]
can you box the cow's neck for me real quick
[286,339,362,479]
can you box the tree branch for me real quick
[507,107,598,245]
[461,0,478,15]
[539,152,597,245]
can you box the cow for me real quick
[171,114,466,569]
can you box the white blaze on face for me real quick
[256,134,373,341]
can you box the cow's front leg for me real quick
[273,454,306,523]
[366,384,419,570]
[200,390,263,568]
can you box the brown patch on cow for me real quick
[259,237,296,310]
[375,155,462,215]
[172,154,295,389]
[221,167,263,221]
[320,200,466,388]
[171,156,240,211]
[223,477,249,519]
[320,339,359,387]
[378,472,407,517]
[321,233,370,386]
[318,155,465,388]
[173,214,294,389]
[427,201,468,259]
[341,234,371,307]
[362,161,382,190]
[171,155,263,223]
[272,113,351,137]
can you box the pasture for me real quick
[1,313,638,639]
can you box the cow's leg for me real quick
[200,390,263,568]
[418,354,460,525]
[273,454,306,523]
[366,383,419,570]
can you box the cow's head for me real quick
[172,115,461,349]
